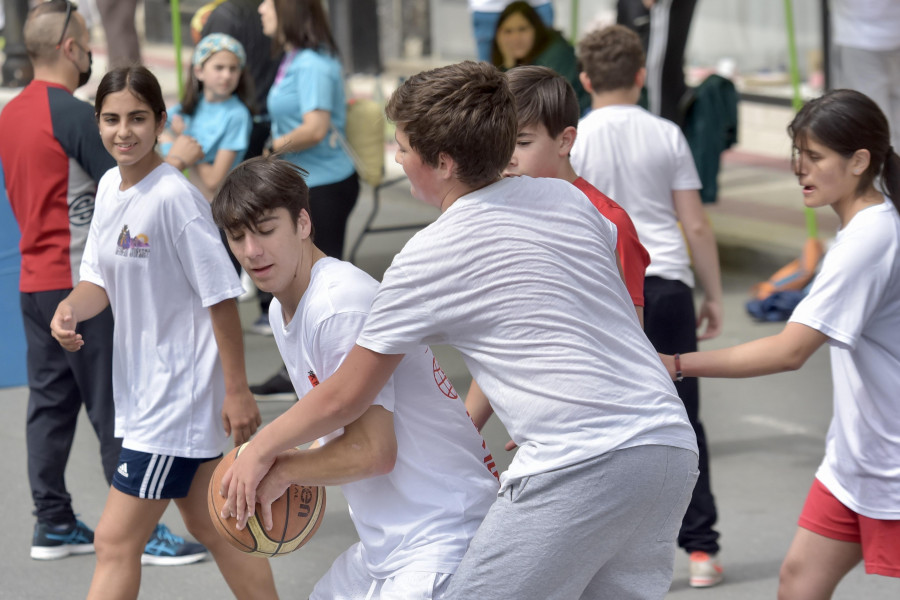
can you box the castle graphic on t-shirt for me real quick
[116,224,150,258]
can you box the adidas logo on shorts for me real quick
[117,463,129,478]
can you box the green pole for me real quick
[570,0,580,45]
[783,0,818,239]
[171,0,184,98]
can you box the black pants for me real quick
[618,0,697,127]
[21,290,122,525]
[643,276,720,554]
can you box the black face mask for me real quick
[77,51,93,89]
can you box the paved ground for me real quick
[2,29,899,600]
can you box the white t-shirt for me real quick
[81,163,242,458]
[357,176,698,490]
[571,104,702,286]
[789,199,900,520]
[831,0,900,52]
[271,258,499,578]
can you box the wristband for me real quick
[673,353,684,382]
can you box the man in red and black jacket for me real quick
[0,1,117,561]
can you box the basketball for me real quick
[208,444,326,557]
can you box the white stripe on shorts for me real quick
[139,454,174,499]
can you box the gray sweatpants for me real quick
[445,445,698,600]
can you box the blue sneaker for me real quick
[141,524,207,566]
[31,520,95,560]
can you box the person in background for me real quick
[95,0,141,68]
[0,0,206,567]
[469,0,553,62]
[617,0,698,127]
[251,0,360,398]
[490,1,590,113]
[830,0,900,150]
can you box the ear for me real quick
[635,67,647,90]
[559,126,577,156]
[155,111,167,137]
[193,64,204,81]
[579,71,594,95]
[850,149,871,176]
[436,152,457,181]
[297,208,313,239]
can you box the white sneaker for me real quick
[689,551,723,588]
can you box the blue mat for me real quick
[0,165,28,388]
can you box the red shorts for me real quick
[798,478,900,578]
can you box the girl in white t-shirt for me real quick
[49,66,277,600]
[662,88,900,597]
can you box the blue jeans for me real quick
[471,3,554,62]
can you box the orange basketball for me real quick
[208,444,326,557]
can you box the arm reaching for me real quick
[465,379,494,432]
[50,281,110,352]
[208,298,261,446]
[660,322,829,380]
[272,110,330,154]
[253,405,397,530]
[220,345,404,526]
[673,189,723,340]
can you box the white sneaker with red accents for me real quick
[689,551,724,587]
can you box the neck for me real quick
[119,152,164,191]
[590,87,640,110]
[439,177,499,212]
[833,185,883,227]
[32,64,77,92]
[276,245,326,325]
[559,161,579,184]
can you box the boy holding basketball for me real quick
[212,156,499,599]
[220,62,698,599]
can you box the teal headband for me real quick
[192,33,246,69]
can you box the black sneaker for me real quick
[31,520,95,560]
[249,366,297,401]
[141,524,207,566]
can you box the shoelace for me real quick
[152,524,184,546]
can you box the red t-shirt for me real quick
[0,81,114,292]
[573,177,650,306]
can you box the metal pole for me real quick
[1,0,34,87]
[170,0,184,98]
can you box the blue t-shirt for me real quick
[267,49,355,188]
[164,95,252,170]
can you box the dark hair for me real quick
[490,1,553,68]
[578,25,645,93]
[272,0,338,56]
[506,65,580,138]
[94,66,167,125]
[180,55,257,116]
[212,155,311,236]
[385,61,516,188]
[789,89,900,213]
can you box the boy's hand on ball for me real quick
[255,450,298,531]
[220,441,275,529]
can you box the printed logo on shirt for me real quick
[307,370,320,387]
[117,463,129,478]
[69,193,95,226]
[432,357,458,399]
[116,225,150,258]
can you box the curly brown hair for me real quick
[385,61,516,188]
[578,25,645,94]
